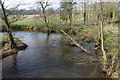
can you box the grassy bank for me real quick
[0,34,22,48]
[0,34,28,60]
[1,15,119,77]
[11,18,119,54]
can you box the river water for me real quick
[2,32,103,78]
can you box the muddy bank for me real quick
[0,34,28,59]
[1,43,27,59]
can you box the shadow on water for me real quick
[12,54,18,64]
[2,31,103,78]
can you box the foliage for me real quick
[104,34,118,47]
[0,34,22,46]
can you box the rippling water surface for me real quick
[2,32,102,78]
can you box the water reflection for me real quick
[12,53,18,64]
[2,32,102,78]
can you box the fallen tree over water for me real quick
[61,30,92,54]
[61,29,119,78]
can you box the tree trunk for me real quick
[61,30,91,54]
[8,31,17,49]
[100,21,107,62]
[83,2,86,25]
[69,11,72,25]
[0,0,17,49]
[42,8,50,34]
[112,10,115,19]
[118,51,120,79]
[99,2,109,77]
[99,1,107,62]
[69,2,72,25]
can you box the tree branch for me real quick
[9,15,17,24]
[6,2,21,17]
[2,0,5,5]
[61,30,92,54]
[44,0,50,9]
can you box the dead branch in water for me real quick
[1,43,27,59]
[61,30,92,54]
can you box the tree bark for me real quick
[61,30,91,54]
[83,2,86,25]
[40,2,50,34]
[100,21,107,62]
[99,1,107,62]
[68,2,73,25]
[0,0,17,49]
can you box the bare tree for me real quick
[37,0,50,34]
[60,0,76,25]
[60,1,69,22]
[68,0,76,25]
[99,1,118,77]
[99,2,107,62]
[0,0,16,49]
[83,2,87,25]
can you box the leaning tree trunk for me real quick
[99,2,108,77]
[61,30,91,54]
[100,21,107,62]
[100,1,107,63]
[0,0,17,49]
[42,8,50,35]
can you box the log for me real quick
[61,30,91,54]
[2,49,18,59]
[1,43,27,60]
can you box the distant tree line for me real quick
[0,8,59,15]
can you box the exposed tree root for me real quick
[1,43,27,59]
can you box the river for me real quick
[2,32,103,78]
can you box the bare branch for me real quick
[4,5,9,9]
[37,0,50,10]
[6,2,22,17]
[2,0,5,5]
[9,15,17,24]
[44,0,50,9]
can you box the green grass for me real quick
[13,19,59,27]
[12,15,60,26]
[0,34,22,46]
[104,33,118,47]
[12,15,84,27]
[13,21,45,26]
[48,15,60,21]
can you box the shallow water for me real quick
[2,32,102,78]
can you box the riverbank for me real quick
[5,22,118,54]
[2,31,103,78]
[1,19,119,78]
[0,34,28,59]
[1,22,119,61]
